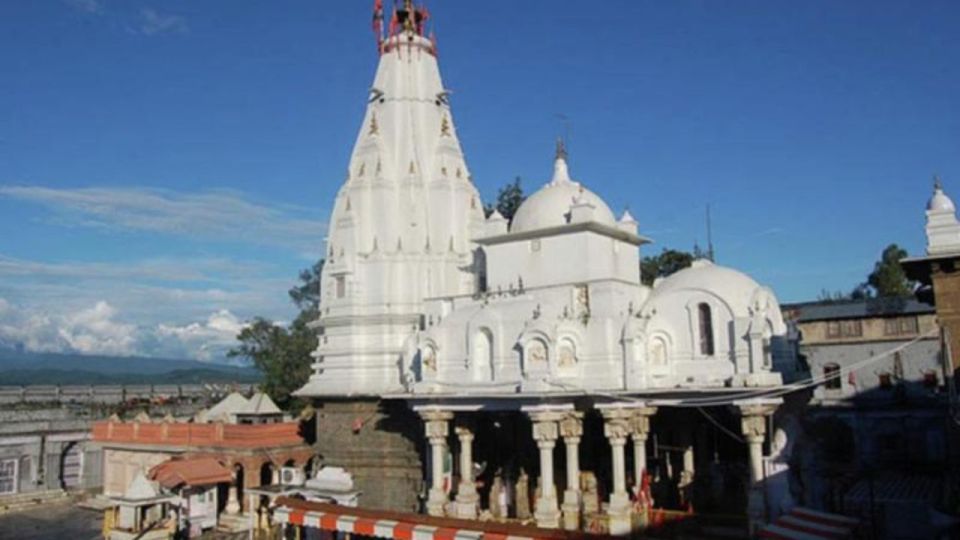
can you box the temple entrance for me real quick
[470,412,537,517]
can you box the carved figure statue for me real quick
[581,472,600,515]
[515,469,531,520]
[490,473,506,519]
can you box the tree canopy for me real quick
[818,243,916,302]
[640,248,695,286]
[483,177,525,223]
[228,259,323,410]
[866,244,915,298]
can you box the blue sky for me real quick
[0,0,957,361]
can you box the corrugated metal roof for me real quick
[783,298,934,322]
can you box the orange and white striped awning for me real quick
[274,497,613,540]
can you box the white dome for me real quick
[511,154,616,233]
[649,259,767,316]
[928,186,955,212]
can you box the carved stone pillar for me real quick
[629,406,657,496]
[602,408,633,536]
[559,413,583,531]
[420,409,453,517]
[529,411,562,529]
[736,400,781,535]
[453,418,479,519]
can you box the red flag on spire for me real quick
[372,0,384,50]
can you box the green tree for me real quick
[865,244,915,298]
[228,260,324,410]
[640,248,695,286]
[484,177,525,223]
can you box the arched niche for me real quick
[471,328,494,381]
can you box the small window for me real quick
[0,459,16,495]
[883,318,899,336]
[823,363,841,390]
[900,316,918,335]
[884,317,918,336]
[841,320,862,337]
[879,372,893,389]
[335,276,346,298]
[827,321,841,338]
[698,303,715,356]
[530,239,541,252]
[924,370,939,389]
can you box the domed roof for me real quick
[648,259,768,316]
[928,176,955,212]
[510,147,616,233]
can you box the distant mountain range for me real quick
[0,348,261,385]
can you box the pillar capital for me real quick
[602,416,631,444]
[532,419,559,446]
[740,414,767,444]
[418,408,454,423]
[630,406,657,438]
[558,412,583,440]
[424,418,449,442]
[453,417,475,439]
[734,398,781,441]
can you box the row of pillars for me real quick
[418,400,779,535]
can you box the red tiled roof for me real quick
[149,457,233,489]
[92,420,306,449]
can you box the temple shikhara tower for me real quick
[294,2,798,535]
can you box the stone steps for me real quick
[0,489,71,515]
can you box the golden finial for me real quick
[934,173,943,190]
[555,137,567,160]
[403,0,416,33]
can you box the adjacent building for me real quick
[92,391,316,533]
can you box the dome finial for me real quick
[550,138,572,185]
[934,173,943,191]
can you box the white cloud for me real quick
[156,310,247,361]
[0,186,326,253]
[0,299,136,357]
[0,297,255,362]
[138,8,187,36]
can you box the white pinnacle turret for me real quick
[925,175,960,255]
[298,4,485,397]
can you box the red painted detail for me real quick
[393,521,416,540]
[320,513,339,531]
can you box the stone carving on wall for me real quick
[558,339,577,368]
[422,346,437,373]
[526,340,547,366]
[573,285,590,324]
[649,337,667,366]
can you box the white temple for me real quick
[296,2,794,534]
